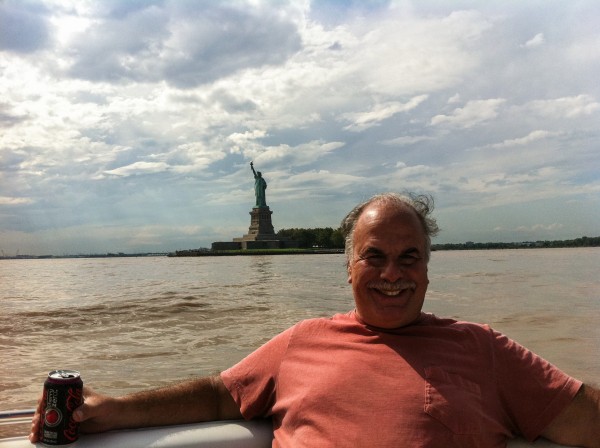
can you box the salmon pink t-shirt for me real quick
[221,311,581,447]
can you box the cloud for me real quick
[516,223,564,232]
[341,95,428,131]
[228,130,268,148]
[494,223,565,234]
[280,170,361,196]
[486,130,562,149]
[532,223,564,231]
[431,99,506,128]
[397,164,435,178]
[0,196,34,205]
[522,33,545,49]
[64,2,303,88]
[1,1,599,254]
[383,136,434,146]
[524,95,600,118]
[448,94,461,104]
[0,103,29,128]
[103,161,170,177]
[351,10,493,96]
[0,2,51,53]
[250,140,346,168]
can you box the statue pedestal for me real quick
[232,207,279,249]
[212,206,299,251]
[243,207,275,238]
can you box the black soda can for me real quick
[40,370,83,445]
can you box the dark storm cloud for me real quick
[66,1,302,88]
[0,1,50,53]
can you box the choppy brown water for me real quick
[1,249,599,438]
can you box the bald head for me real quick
[341,193,439,266]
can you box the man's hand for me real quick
[29,393,43,443]
[29,387,116,443]
[30,375,241,444]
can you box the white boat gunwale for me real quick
[0,410,568,447]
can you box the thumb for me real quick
[73,403,88,422]
[73,387,97,422]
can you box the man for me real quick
[30,193,599,446]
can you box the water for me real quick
[1,249,599,437]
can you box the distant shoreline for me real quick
[169,248,344,257]
[170,237,599,257]
[1,236,597,260]
[431,235,599,251]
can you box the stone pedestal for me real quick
[242,207,275,239]
[212,206,299,251]
[232,207,278,249]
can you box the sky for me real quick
[1,0,599,256]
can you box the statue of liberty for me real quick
[250,161,267,208]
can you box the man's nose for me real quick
[380,260,405,282]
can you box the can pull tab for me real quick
[57,370,75,379]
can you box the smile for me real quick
[377,289,403,296]
[368,281,416,296]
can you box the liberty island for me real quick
[210,162,299,251]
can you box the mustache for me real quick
[367,280,416,290]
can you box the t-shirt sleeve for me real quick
[220,325,294,420]
[492,329,582,441]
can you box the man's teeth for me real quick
[377,288,402,296]
[370,282,415,296]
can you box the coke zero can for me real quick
[39,370,83,445]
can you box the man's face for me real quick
[348,202,429,329]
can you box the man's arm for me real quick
[541,383,600,447]
[30,375,242,443]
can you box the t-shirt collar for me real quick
[349,309,430,333]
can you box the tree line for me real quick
[432,236,600,251]
[277,227,345,248]
[277,228,600,250]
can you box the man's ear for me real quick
[347,265,352,284]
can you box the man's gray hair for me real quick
[340,192,440,265]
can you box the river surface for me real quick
[1,248,599,437]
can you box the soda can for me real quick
[39,370,83,445]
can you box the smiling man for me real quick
[345,194,433,329]
[31,193,599,447]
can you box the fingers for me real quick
[29,394,44,443]
[72,399,91,423]
[29,412,41,443]
[70,386,94,423]
[29,386,114,441]
[72,387,116,434]
[29,386,95,442]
